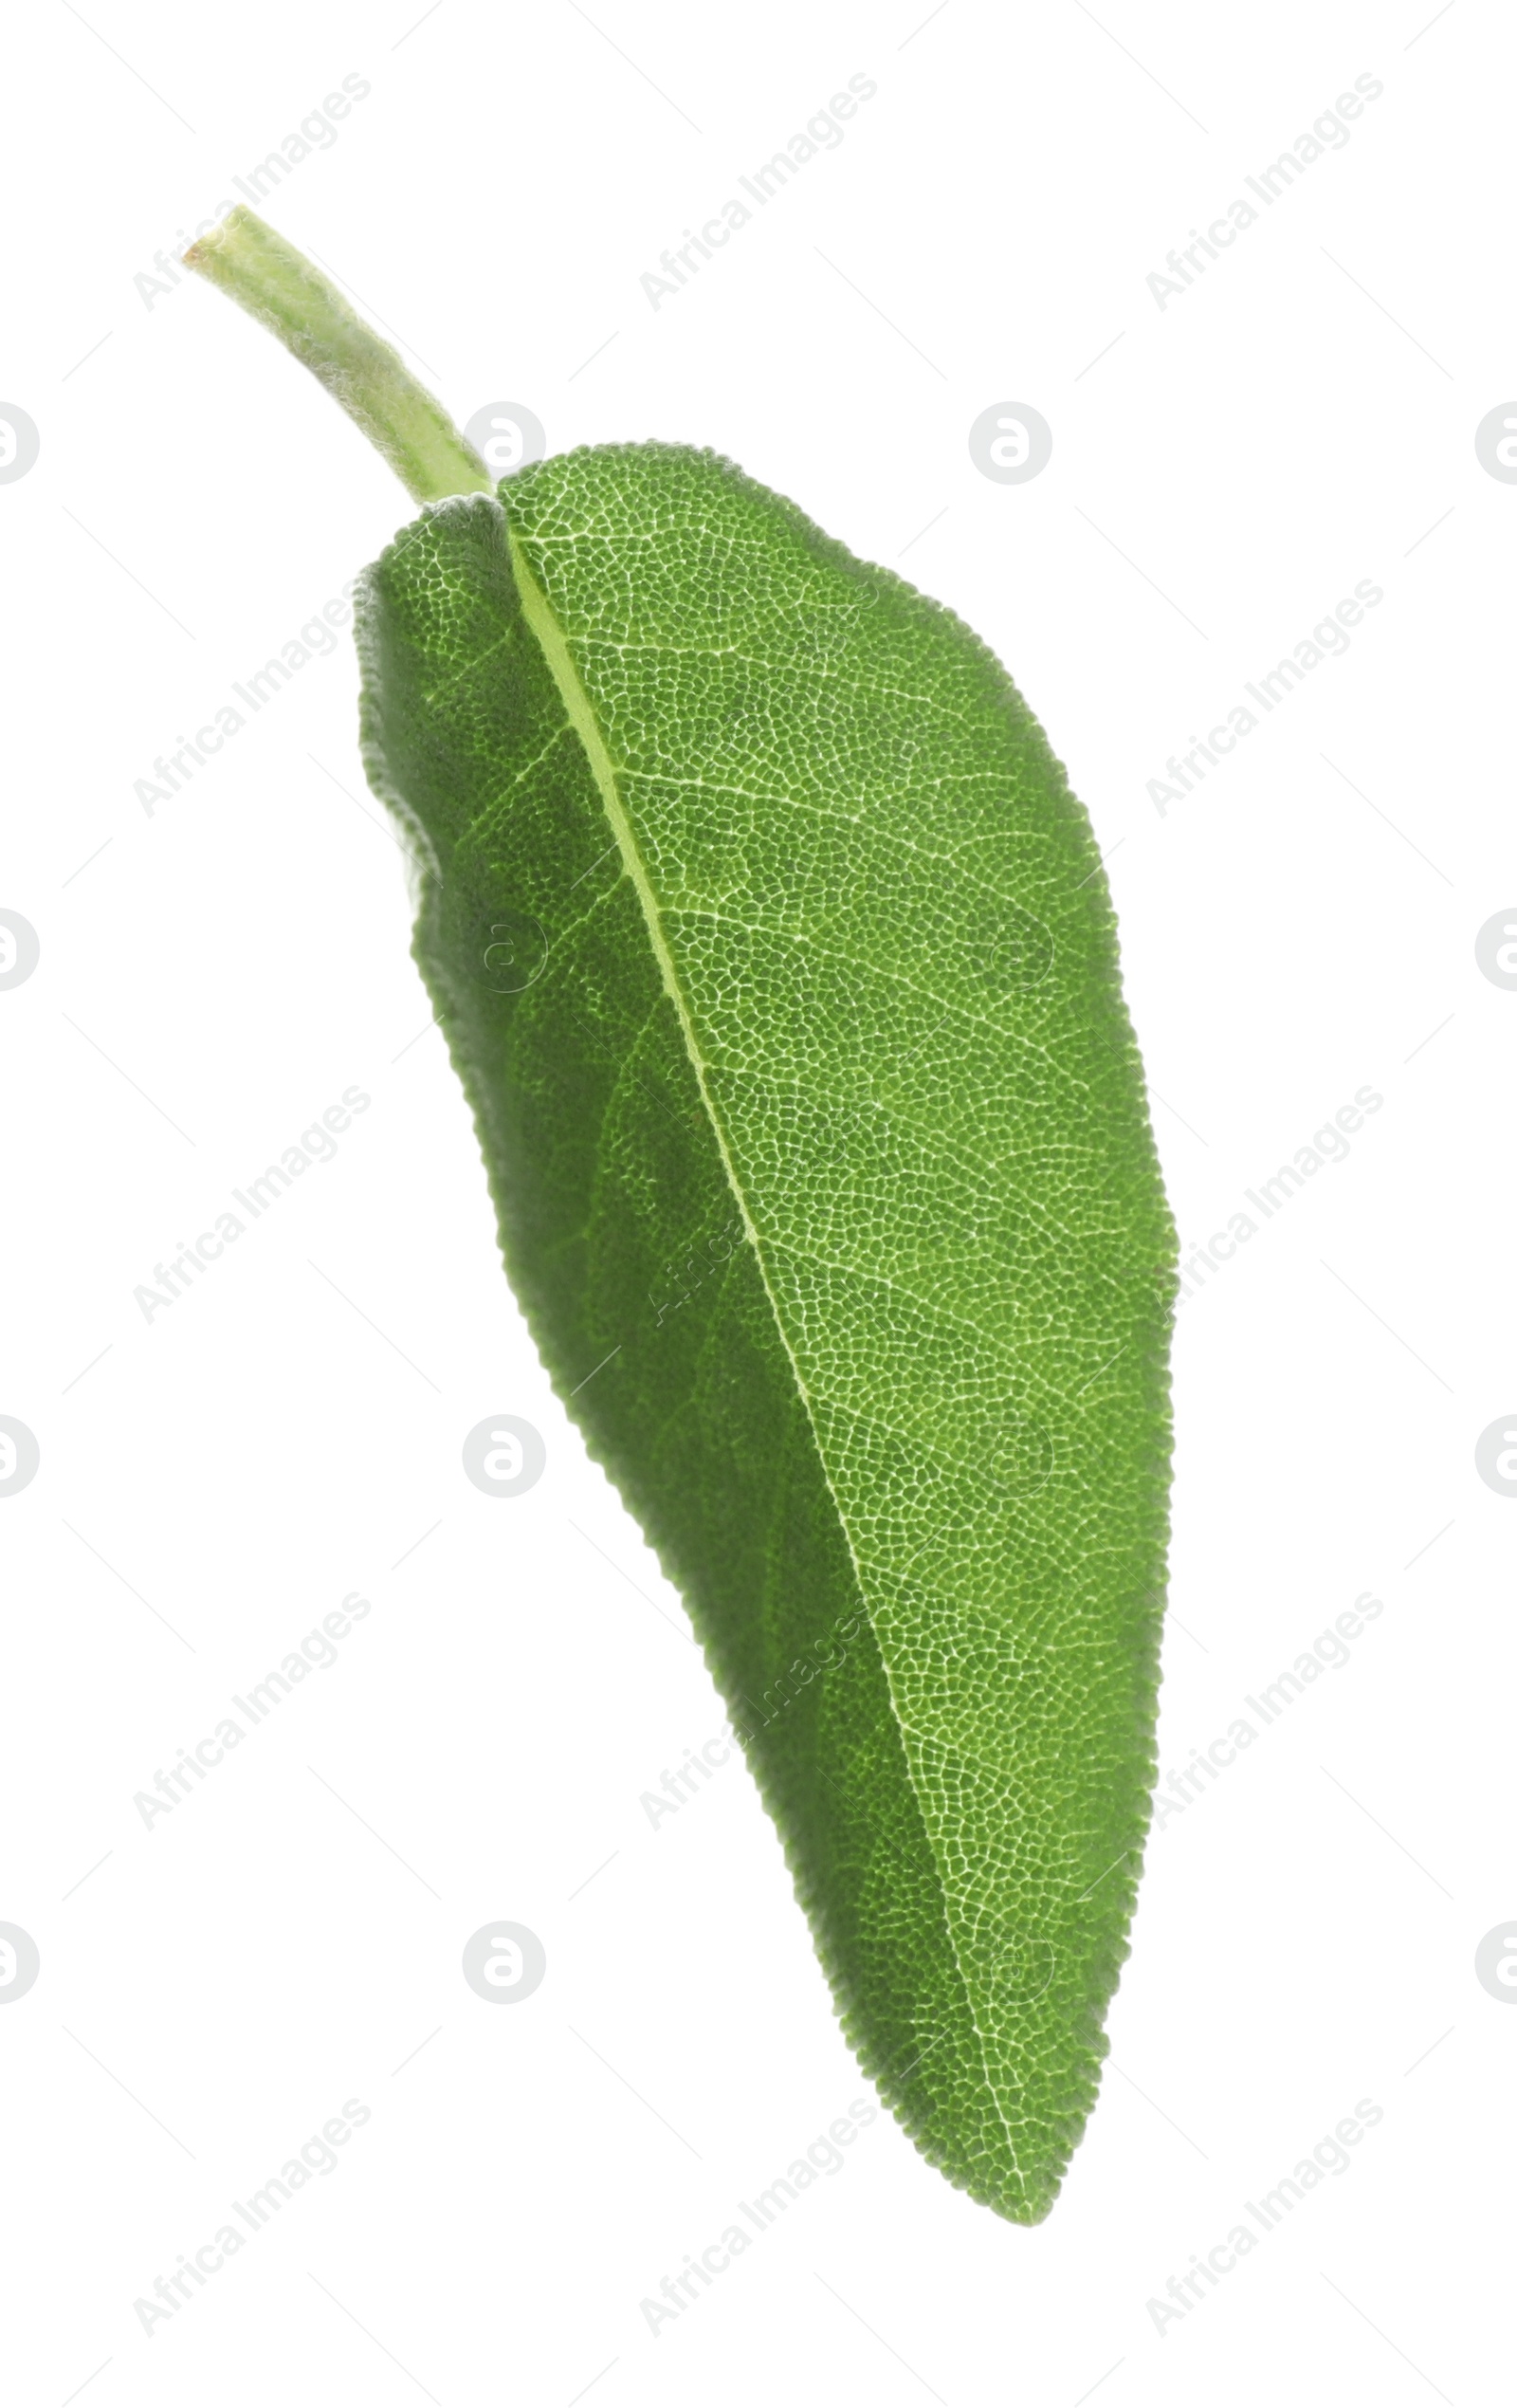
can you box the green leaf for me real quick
[183,206,1175,2217]
[356,448,1177,2222]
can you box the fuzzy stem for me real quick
[183,207,492,504]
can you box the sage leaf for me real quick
[189,212,1177,2222]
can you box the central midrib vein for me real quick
[504,511,1028,2199]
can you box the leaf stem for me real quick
[182,207,493,504]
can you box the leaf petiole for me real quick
[183,206,491,505]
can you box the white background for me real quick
[3,2,1511,2401]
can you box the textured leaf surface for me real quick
[356,447,1176,2221]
